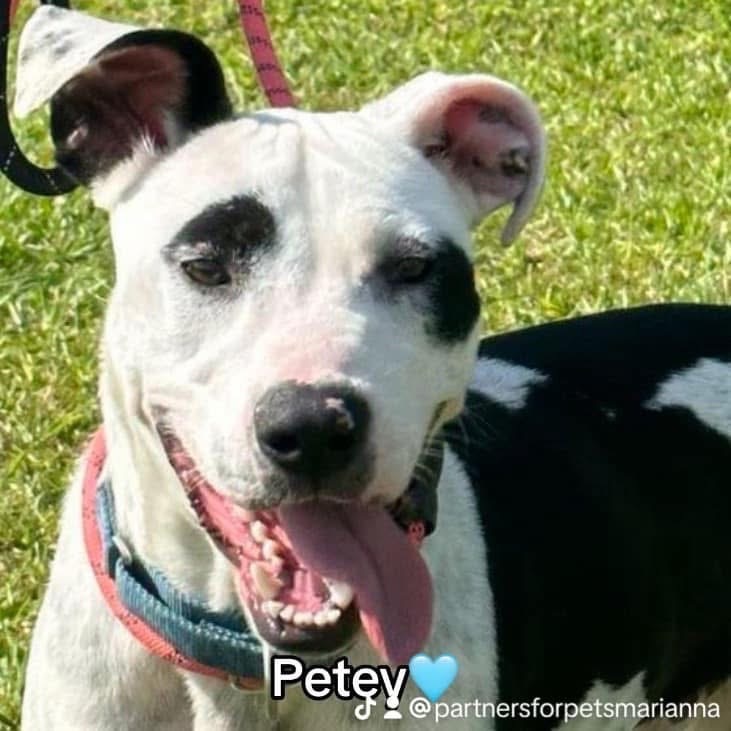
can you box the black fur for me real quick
[164,195,277,284]
[424,238,480,344]
[370,236,479,344]
[445,304,731,729]
[50,30,231,185]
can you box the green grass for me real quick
[1,0,729,723]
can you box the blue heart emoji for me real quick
[408,654,459,702]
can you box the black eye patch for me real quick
[423,238,480,344]
[373,236,480,345]
[164,195,276,277]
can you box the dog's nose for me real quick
[254,381,370,477]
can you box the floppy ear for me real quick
[14,6,231,207]
[362,72,546,244]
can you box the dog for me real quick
[17,6,730,730]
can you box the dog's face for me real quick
[110,109,488,506]
[17,7,545,664]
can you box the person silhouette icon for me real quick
[383,695,402,720]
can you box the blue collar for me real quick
[95,478,265,686]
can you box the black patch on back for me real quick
[165,195,276,275]
[479,303,731,405]
[443,304,731,729]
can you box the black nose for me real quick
[254,381,370,478]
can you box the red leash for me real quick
[236,1,295,108]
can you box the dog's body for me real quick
[17,7,730,730]
[450,304,731,729]
[23,304,731,730]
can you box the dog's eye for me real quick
[385,256,433,285]
[181,259,231,287]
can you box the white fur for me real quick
[19,118,488,728]
[14,6,137,117]
[103,110,481,513]
[644,358,731,441]
[470,357,548,410]
[91,140,162,210]
[563,673,647,731]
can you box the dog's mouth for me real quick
[158,429,433,665]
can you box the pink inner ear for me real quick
[442,99,531,203]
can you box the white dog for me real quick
[19,6,731,731]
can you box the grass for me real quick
[0,0,729,723]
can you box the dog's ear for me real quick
[362,72,546,244]
[14,6,231,207]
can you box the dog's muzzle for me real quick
[156,419,441,665]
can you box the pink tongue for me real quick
[279,502,433,665]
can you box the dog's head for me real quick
[17,7,545,664]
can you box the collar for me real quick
[82,429,265,689]
[81,428,442,687]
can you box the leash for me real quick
[0,0,75,194]
[0,0,294,194]
[236,1,295,108]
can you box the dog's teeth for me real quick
[232,506,256,521]
[279,605,295,622]
[293,611,314,627]
[250,520,268,543]
[262,539,281,560]
[314,610,330,627]
[326,608,342,624]
[262,600,285,618]
[250,562,280,600]
[324,578,354,608]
